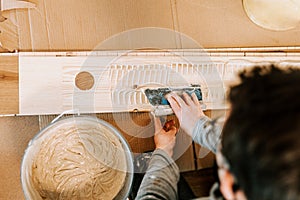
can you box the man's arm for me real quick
[136,118,179,200]
[192,116,222,153]
[167,92,222,153]
[135,149,180,200]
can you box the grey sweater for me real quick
[135,116,222,200]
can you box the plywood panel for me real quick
[0,55,18,114]
[0,116,39,200]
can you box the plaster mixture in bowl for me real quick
[23,117,128,200]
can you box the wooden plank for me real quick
[0,55,18,114]
[0,10,19,52]
[0,116,40,200]
[19,51,300,115]
[17,53,224,115]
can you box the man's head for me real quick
[219,65,300,200]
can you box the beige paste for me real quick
[31,119,127,200]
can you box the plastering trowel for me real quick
[144,85,206,116]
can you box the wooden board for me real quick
[19,52,222,115]
[0,55,18,114]
[0,49,298,115]
[18,50,300,115]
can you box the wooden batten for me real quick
[18,49,300,116]
[0,54,18,114]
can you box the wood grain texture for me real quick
[0,116,39,200]
[0,11,19,52]
[19,51,300,115]
[0,55,18,114]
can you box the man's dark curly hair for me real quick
[221,65,300,200]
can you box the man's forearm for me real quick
[192,116,222,153]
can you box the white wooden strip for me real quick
[19,51,300,115]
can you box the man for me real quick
[136,65,300,200]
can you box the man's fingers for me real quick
[167,95,179,109]
[167,126,177,136]
[163,120,175,131]
[164,119,175,127]
[167,95,180,113]
[182,92,193,106]
[191,93,200,106]
[169,93,186,107]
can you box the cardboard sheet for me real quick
[0,0,299,52]
[15,0,175,51]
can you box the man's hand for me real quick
[154,117,177,157]
[167,92,205,137]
